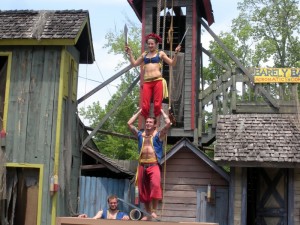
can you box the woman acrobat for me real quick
[125,33,181,125]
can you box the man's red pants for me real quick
[141,80,163,118]
[138,164,162,203]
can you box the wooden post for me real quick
[231,69,237,112]
[222,71,228,114]
[212,79,217,129]
[198,92,203,138]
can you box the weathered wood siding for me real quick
[144,0,195,131]
[184,1,194,131]
[78,176,132,217]
[295,168,300,225]
[1,45,81,225]
[159,147,228,222]
[232,167,242,225]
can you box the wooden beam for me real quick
[200,70,232,103]
[84,126,136,140]
[235,103,297,114]
[216,161,300,168]
[80,76,139,149]
[228,167,235,225]
[288,169,294,225]
[168,128,194,137]
[80,164,105,170]
[241,168,247,225]
[77,65,132,104]
[201,47,230,71]
[200,19,279,109]
[56,217,219,225]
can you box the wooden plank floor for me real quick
[56,217,219,225]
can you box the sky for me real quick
[2,0,240,122]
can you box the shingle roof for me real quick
[82,146,135,177]
[0,10,94,63]
[215,114,300,166]
[0,10,86,39]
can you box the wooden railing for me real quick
[198,18,299,146]
[198,68,299,146]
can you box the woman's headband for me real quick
[145,33,162,43]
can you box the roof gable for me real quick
[128,0,214,26]
[82,147,135,178]
[161,138,229,182]
[0,10,94,63]
[215,114,300,167]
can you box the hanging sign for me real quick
[254,68,300,83]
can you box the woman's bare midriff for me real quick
[144,63,162,79]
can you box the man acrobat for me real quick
[127,108,171,220]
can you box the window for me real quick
[0,55,8,130]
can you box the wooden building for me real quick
[215,114,300,225]
[159,139,229,224]
[78,147,136,218]
[128,0,214,143]
[0,10,94,225]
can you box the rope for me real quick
[156,0,161,35]
[167,0,174,109]
[161,0,167,52]
[161,134,167,219]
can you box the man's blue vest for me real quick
[137,131,163,164]
[101,208,128,220]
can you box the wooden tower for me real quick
[128,0,214,144]
[0,10,94,225]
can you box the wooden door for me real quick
[196,186,228,225]
[255,168,287,225]
[5,167,40,225]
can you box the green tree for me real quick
[201,0,300,152]
[205,32,243,82]
[80,21,141,160]
[235,0,300,67]
[203,0,300,103]
[205,0,300,77]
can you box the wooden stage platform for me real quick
[56,217,218,225]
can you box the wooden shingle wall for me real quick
[159,147,228,222]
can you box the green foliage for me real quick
[203,0,300,151]
[80,21,141,160]
[205,0,300,81]
[103,19,141,69]
[206,32,242,83]
[236,0,300,67]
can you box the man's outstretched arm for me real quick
[127,108,142,137]
[92,210,104,219]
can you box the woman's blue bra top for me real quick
[144,52,161,64]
